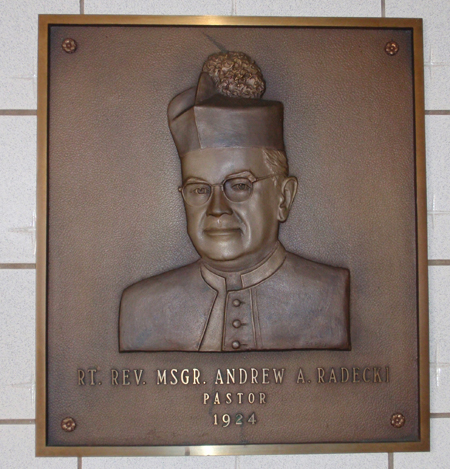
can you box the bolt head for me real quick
[61,417,77,432]
[62,38,77,54]
[390,413,406,428]
[385,41,399,56]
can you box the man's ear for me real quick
[277,176,298,222]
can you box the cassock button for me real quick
[232,341,241,349]
[232,299,242,307]
[232,319,242,328]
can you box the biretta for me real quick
[168,52,285,157]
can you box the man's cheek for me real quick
[186,212,204,238]
[230,209,248,231]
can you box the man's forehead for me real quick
[181,148,271,181]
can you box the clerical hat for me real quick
[168,52,285,156]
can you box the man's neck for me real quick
[201,241,285,291]
[201,241,280,275]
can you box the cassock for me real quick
[119,243,350,352]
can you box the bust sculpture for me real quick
[119,52,350,352]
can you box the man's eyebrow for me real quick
[226,170,256,180]
[182,177,209,184]
[182,171,257,184]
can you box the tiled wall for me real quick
[1,1,448,468]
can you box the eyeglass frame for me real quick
[178,173,279,206]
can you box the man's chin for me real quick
[194,241,244,264]
[199,249,244,263]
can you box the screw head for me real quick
[61,417,76,432]
[385,41,399,56]
[390,413,405,428]
[62,38,77,54]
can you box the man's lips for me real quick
[203,228,241,236]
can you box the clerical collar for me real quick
[200,242,286,291]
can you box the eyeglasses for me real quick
[179,175,276,206]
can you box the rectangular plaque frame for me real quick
[36,15,429,456]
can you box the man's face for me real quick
[181,148,283,272]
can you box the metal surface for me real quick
[36,15,429,457]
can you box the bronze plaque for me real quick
[36,16,429,456]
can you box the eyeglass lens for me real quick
[182,178,254,206]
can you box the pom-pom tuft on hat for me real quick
[202,52,265,99]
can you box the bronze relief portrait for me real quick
[119,52,350,352]
[40,19,426,453]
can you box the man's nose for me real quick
[206,185,233,216]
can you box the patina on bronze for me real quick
[36,15,429,457]
[119,52,350,352]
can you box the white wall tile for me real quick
[237,453,388,468]
[0,80,37,111]
[0,116,36,263]
[426,116,450,212]
[395,418,450,468]
[429,266,450,363]
[431,365,450,414]
[83,456,236,469]
[427,213,450,260]
[83,454,388,469]
[424,67,450,111]
[0,424,77,468]
[386,0,450,110]
[0,270,35,419]
[0,1,80,110]
[429,267,450,413]
[235,0,381,17]
[85,0,233,15]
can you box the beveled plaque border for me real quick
[36,14,429,456]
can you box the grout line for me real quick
[78,456,82,469]
[381,0,386,17]
[425,110,450,115]
[0,110,37,116]
[431,413,450,418]
[0,263,36,269]
[388,452,394,469]
[80,0,85,14]
[428,260,450,266]
[0,419,35,425]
